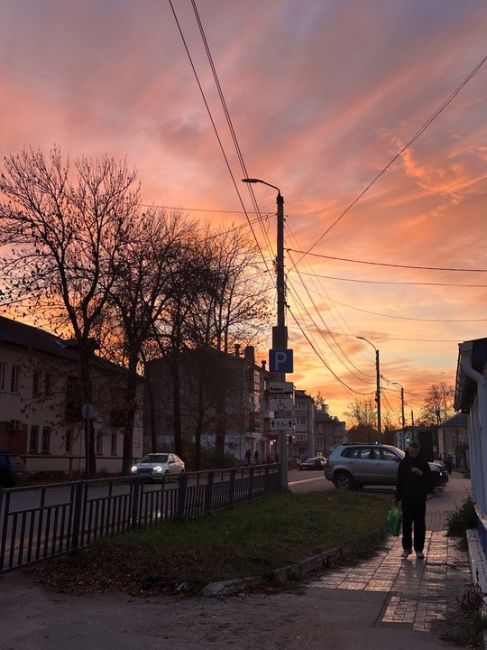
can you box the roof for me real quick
[438,412,468,428]
[0,315,78,361]
[0,315,134,378]
[455,337,487,412]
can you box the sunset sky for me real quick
[0,0,486,426]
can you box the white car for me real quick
[131,453,185,480]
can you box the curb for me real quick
[201,530,384,597]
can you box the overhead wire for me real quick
[296,270,487,288]
[287,249,487,273]
[287,305,375,396]
[326,297,487,322]
[189,0,275,258]
[290,53,487,268]
[168,0,273,282]
[285,226,375,378]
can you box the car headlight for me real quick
[131,465,138,473]
[153,466,163,473]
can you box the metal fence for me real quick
[0,464,280,572]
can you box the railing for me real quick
[0,464,280,571]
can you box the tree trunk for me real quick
[195,379,205,471]
[122,358,138,474]
[170,356,183,457]
[80,353,96,477]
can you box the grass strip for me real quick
[29,490,390,594]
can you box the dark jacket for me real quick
[395,453,431,502]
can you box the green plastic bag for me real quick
[386,506,402,536]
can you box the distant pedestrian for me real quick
[446,455,453,475]
[394,440,431,560]
[245,449,251,465]
[254,449,259,464]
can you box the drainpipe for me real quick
[460,341,487,515]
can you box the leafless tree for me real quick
[107,209,195,473]
[420,383,455,426]
[0,147,139,475]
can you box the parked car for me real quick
[324,443,448,492]
[299,456,327,471]
[0,450,25,488]
[131,453,185,481]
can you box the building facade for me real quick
[314,406,347,455]
[0,316,143,475]
[293,390,315,458]
[145,345,272,462]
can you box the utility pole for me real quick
[375,348,381,443]
[400,387,405,448]
[242,178,289,490]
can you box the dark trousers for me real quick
[401,498,426,552]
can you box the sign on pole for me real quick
[270,418,295,432]
[269,381,294,394]
[269,349,294,373]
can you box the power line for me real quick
[328,296,487,322]
[287,280,374,384]
[140,203,273,216]
[287,249,487,273]
[297,270,487,288]
[189,0,275,258]
[291,53,487,267]
[168,0,273,278]
[287,306,374,396]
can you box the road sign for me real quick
[269,397,294,412]
[269,349,294,373]
[270,418,295,432]
[269,381,294,394]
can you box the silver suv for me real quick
[324,443,447,491]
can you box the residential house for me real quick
[144,345,272,462]
[293,390,315,458]
[0,316,143,474]
[454,337,487,552]
[314,405,347,455]
[437,412,468,470]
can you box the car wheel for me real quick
[334,471,353,490]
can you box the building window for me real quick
[65,431,73,454]
[96,432,104,456]
[32,371,40,397]
[11,365,21,393]
[41,427,51,454]
[0,362,5,391]
[29,425,39,454]
[44,373,52,397]
[110,431,117,456]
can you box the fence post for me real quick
[177,472,188,520]
[247,467,254,502]
[228,469,236,507]
[130,479,141,530]
[71,481,84,550]
[205,471,214,514]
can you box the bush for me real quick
[447,496,477,537]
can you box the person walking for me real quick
[254,449,259,464]
[394,440,431,560]
[245,449,251,465]
[446,454,453,475]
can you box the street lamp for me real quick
[357,336,382,442]
[242,177,288,489]
[242,178,286,353]
[383,377,406,448]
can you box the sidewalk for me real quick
[0,474,473,650]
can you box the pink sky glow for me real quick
[0,0,486,424]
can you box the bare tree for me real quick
[345,397,377,443]
[0,147,139,475]
[108,210,194,473]
[420,383,455,426]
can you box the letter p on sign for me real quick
[269,349,294,373]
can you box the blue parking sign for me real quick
[269,349,293,373]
